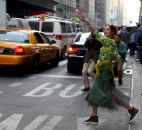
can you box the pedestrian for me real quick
[118,25,123,34]
[129,28,137,56]
[76,9,139,124]
[137,34,142,96]
[81,33,103,91]
[113,34,127,85]
[135,23,142,61]
[119,26,130,50]
[137,33,142,64]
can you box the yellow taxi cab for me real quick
[0,18,59,73]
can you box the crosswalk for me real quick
[0,114,106,130]
[0,59,132,130]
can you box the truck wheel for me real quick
[61,46,66,60]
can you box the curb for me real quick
[129,61,142,130]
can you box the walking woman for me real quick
[76,9,139,124]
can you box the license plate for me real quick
[0,48,4,53]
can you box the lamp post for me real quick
[139,0,142,24]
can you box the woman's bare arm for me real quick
[76,9,96,33]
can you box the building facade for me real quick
[76,0,89,31]
[106,0,110,24]
[95,0,106,28]
[63,0,76,20]
[116,0,123,26]
[56,0,64,17]
[89,0,95,27]
[7,0,59,18]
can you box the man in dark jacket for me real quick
[137,33,142,96]
[135,23,142,61]
[138,34,142,64]
[119,26,130,50]
[81,33,103,91]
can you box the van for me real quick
[26,15,76,59]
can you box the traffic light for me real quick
[76,17,80,23]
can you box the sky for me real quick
[124,0,140,25]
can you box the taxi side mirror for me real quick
[51,40,56,44]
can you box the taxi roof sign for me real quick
[7,18,30,29]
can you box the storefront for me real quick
[7,0,59,18]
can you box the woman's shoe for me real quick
[83,116,98,124]
[81,87,90,91]
[129,107,139,123]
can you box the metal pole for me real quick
[139,0,142,24]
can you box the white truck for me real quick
[0,0,10,28]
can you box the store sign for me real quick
[29,10,55,16]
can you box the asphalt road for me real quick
[0,53,135,130]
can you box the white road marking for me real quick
[127,65,135,69]
[41,116,63,130]
[23,82,62,97]
[59,84,83,98]
[0,114,62,130]
[27,76,38,79]
[0,113,2,118]
[9,83,23,87]
[124,69,133,74]
[0,91,3,94]
[77,117,106,130]
[58,68,67,74]
[58,60,67,66]
[24,115,48,130]
[28,74,119,80]
[38,74,84,79]
[0,114,23,130]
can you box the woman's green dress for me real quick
[85,31,130,108]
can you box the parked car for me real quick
[67,32,104,73]
[0,18,59,73]
[67,32,89,72]
[26,15,76,59]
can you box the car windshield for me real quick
[74,33,89,42]
[0,31,29,43]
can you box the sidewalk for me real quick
[129,61,142,130]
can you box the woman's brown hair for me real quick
[105,24,118,39]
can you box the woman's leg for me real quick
[92,107,98,116]
[111,94,132,110]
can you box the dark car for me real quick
[67,32,90,72]
[67,32,104,73]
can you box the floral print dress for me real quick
[94,30,121,61]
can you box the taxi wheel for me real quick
[52,52,59,67]
[31,57,39,73]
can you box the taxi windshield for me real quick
[0,31,29,43]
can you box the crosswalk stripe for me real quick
[0,114,23,130]
[9,83,23,87]
[24,115,48,130]
[0,113,2,118]
[41,116,63,130]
